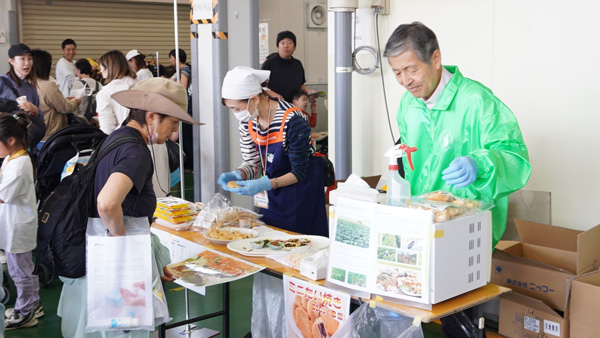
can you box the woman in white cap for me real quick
[126,50,153,81]
[218,66,328,236]
[57,77,201,338]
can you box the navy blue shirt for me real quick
[92,126,155,221]
[261,55,306,102]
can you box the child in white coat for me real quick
[0,113,43,330]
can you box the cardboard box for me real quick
[499,292,568,338]
[569,270,600,337]
[491,220,600,311]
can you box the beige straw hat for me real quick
[112,77,203,125]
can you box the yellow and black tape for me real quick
[212,31,228,40]
[191,31,199,39]
[190,0,219,24]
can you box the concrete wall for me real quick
[330,0,600,230]
[0,0,16,75]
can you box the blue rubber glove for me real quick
[231,176,272,196]
[217,170,242,190]
[441,156,478,189]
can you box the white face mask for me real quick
[233,97,259,122]
[147,118,159,144]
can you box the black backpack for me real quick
[80,79,100,121]
[35,135,146,278]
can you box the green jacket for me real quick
[397,66,531,247]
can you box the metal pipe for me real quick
[208,0,230,201]
[155,51,160,77]
[334,11,353,179]
[174,0,185,195]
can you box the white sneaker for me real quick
[4,310,38,330]
[5,302,44,319]
[0,251,6,264]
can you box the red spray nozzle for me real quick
[397,144,418,170]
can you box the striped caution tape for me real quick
[191,0,220,24]
[191,31,199,39]
[212,31,228,39]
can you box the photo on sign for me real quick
[375,266,423,298]
[396,250,419,266]
[379,233,402,248]
[334,218,370,248]
[330,267,346,282]
[347,271,367,288]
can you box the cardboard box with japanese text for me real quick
[491,220,600,311]
[569,270,600,337]
[499,292,568,338]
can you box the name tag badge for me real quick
[267,153,274,163]
[254,191,269,209]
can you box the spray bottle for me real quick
[384,144,417,206]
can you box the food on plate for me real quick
[250,240,268,249]
[227,181,241,188]
[206,228,255,241]
[376,269,422,296]
[267,240,283,250]
[247,238,312,251]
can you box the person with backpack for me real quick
[0,113,43,330]
[57,78,200,338]
[70,58,103,123]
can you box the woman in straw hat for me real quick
[218,66,327,237]
[57,78,201,338]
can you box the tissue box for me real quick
[300,257,327,280]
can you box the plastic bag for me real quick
[332,302,424,338]
[194,193,263,229]
[417,190,493,213]
[251,273,287,338]
[408,190,494,222]
[195,193,231,229]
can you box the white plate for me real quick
[202,227,258,245]
[227,235,330,257]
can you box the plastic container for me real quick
[384,145,416,206]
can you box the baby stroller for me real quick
[34,124,107,287]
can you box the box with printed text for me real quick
[499,292,568,338]
[491,220,600,312]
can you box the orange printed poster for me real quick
[283,275,350,338]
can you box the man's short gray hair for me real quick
[383,22,440,64]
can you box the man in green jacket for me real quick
[384,21,531,337]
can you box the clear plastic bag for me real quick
[250,273,287,338]
[332,302,424,338]
[418,190,493,213]
[408,190,494,222]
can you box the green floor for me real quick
[2,173,448,338]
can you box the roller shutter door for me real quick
[21,0,191,76]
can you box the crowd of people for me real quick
[0,21,529,338]
[0,30,324,336]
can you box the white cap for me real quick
[126,49,140,61]
[222,66,271,100]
